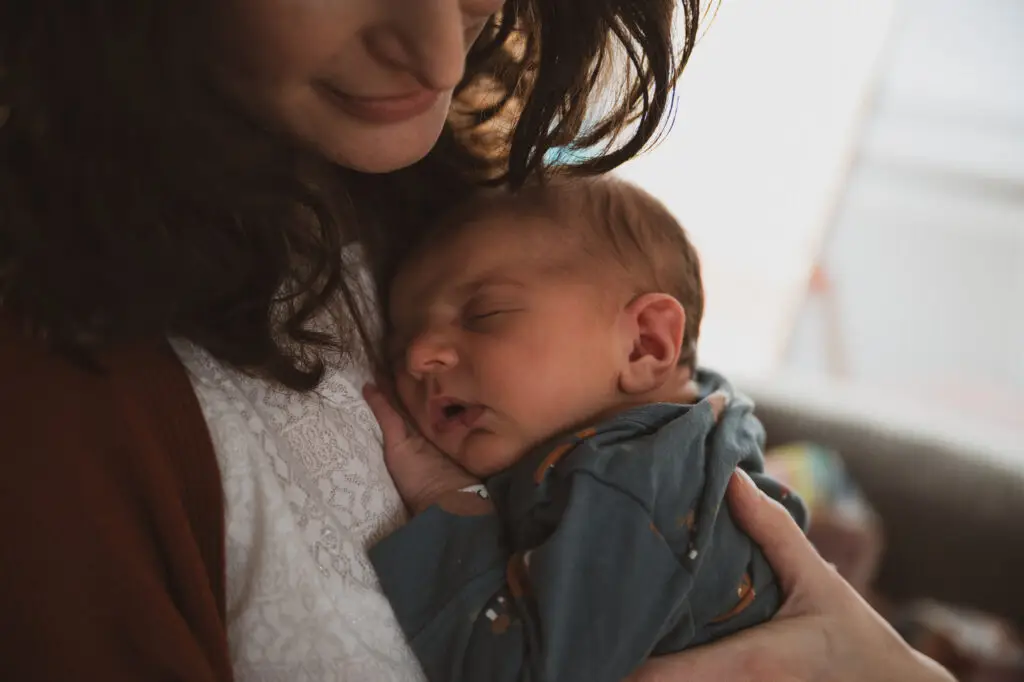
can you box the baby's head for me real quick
[387,177,704,478]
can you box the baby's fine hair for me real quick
[428,176,704,371]
[550,177,703,371]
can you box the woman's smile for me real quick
[315,82,444,124]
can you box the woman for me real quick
[0,0,950,680]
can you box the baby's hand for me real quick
[707,391,728,420]
[363,383,481,515]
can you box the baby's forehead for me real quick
[415,204,584,274]
[455,205,578,251]
[391,207,605,308]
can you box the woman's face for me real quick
[213,0,504,173]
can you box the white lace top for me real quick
[172,319,426,681]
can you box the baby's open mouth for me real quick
[431,398,485,434]
[442,403,465,419]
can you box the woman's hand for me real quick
[630,469,955,682]
[363,383,480,515]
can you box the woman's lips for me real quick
[318,83,441,124]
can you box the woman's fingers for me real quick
[631,470,955,682]
[628,620,815,682]
[726,469,832,597]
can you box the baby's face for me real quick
[388,211,628,478]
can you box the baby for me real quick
[369,177,806,682]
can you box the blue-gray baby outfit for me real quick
[370,370,807,682]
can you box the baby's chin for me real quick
[454,430,529,481]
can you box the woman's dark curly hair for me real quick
[0,0,701,390]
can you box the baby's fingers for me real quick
[707,391,729,421]
[363,383,409,450]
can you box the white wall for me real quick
[618,0,895,376]
[785,0,1024,431]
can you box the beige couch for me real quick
[746,377,1024,627]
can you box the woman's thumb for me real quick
[727,469,825,593]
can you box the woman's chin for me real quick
[333,141,438,174]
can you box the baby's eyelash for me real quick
[468,310,506,320]
[463,308,525,329]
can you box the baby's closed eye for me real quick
[467,310,510,321]
[462,301,524,329]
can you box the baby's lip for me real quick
[429,396,485,435]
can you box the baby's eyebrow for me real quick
[453,274,527,296]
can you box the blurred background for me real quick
[619,0,1023,441]
[618,1,1024,675]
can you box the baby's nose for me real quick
[406,334,459,379]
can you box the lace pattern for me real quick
[172,302,425,681]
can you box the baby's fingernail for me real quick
[707,391,729,419]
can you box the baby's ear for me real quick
[618,293,686,395]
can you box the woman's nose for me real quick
[369,0,486,92]
[406,333,459,379]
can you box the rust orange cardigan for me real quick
[0,317,232,681]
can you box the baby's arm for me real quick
[369,396,804,682]
[369,479,702,682]
[639,398,807,651]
